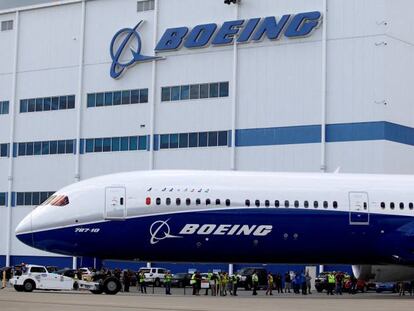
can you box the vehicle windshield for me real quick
[238,268,254,274]
[174,273,187,278]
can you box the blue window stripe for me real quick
[153,135,159,151]
[236,125,321,147]
[384,122,414,146]
[326,122,385,143]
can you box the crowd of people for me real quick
[2,264,414,297]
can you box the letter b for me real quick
[179,224,199,234]
[155,27,189,51]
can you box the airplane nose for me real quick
[15,212,33,247]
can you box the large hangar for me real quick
[0,0,413,268]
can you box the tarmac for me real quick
[1,286,413,311]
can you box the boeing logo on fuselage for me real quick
[149,220,273,245]
[110,11,322,79]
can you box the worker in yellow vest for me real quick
[266,272,274,295]
[164,271,172,295]
[252,271,259,295]
[327,272,336,295]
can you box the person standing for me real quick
[327,272,335,295]
[164,271,172,295]
[1,269,6,289]
[284,272,291,293]
[266,273,274,295]
[335,272,343,295]
[205,271,212,295]
[123,270,130,292]
[305,271,312,294]
[190,272,197,295]
[233,273,239,296]
[195,271,202,296]
[252,271,259,296]
[139,271,147,294]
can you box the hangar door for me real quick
[105,187,126,220]
[349,192,369,225]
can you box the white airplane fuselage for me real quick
[15,170,414,274]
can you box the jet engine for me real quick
[352,265,414,282]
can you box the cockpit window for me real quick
[49,195,69,206]
[41,195,56,206]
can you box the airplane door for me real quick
[349,192,369,225]
[105,187,126,220]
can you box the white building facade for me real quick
[0,0,413,267]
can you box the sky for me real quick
[0,0,55,10]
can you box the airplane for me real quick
[15,170,414,292]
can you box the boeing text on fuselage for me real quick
[149,220,273,245]
[110,11,322,78]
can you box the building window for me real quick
[1,20,13,31]
[20,95,75,113]
[158,130,228,150]
[0,144,8,157]
[16,191,55,206]
[84,135,147,153]
[0,101,9,115]
[87,88,148,108]
[137,0,154,12]
[161,81,229,102]
[17,140,75,156]
[0,193,6,206]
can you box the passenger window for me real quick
[410,202,414,210]
[275,200,279,208]
[363,202,367,210]
[196,198,201,205]
[206,199,211,205]
[120,198,124,206]
[186,198,191,206]
[166,198,171,206]
[255,200,260,207]
[265,200,270,207]
[294,200,299,208]
[323,201,328,209]
[156,198,161,205]
[215,199,221,205]
[284,200,289,208]
[245,199,250,207]
[333,201,338,209]
[304,201,309,208]
[314,201,318,208]
[176,198,181,206]
[225,199,230,207]
[390,202,395,210]
[380,202,385,209]
[400,202,404,210]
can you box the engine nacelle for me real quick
[352,265,414,282]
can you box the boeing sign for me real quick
[110,11,322,79]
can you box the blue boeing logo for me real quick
[110,21,161,79]
[110,12,322,79]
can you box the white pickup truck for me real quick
[10,265,121,295]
